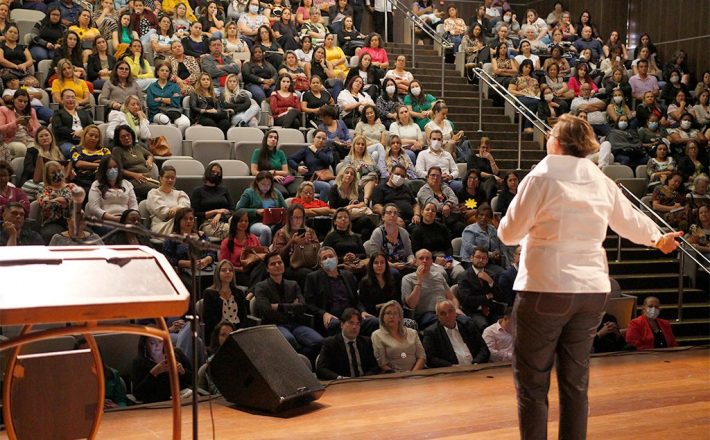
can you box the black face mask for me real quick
[207,174,222,185]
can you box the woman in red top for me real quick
[291,181,334,217]
[625,296,678,350]
[269,75,301,129]
[566,62,598,97]
[219,208,260,285]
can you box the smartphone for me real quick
[297,228,306,236]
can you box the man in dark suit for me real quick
[304,246,379,336]
[458,247,505,332]
[497,245,520,306]
[423,299,490,368]
[254,252,323,362]
[316,308,379,380]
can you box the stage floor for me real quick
[13,348,710,439]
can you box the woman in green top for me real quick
[250,129,298,196]
[403,79,438,130]
[235,170,288,246]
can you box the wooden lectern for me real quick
[0,245,191,439]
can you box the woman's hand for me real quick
[442,204,451,217]
[297,165,309,175]
[274,174,285,183]
[150,360,169,376]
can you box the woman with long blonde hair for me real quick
[189,72,231,134]
[221,73,260,127]
[342,134,379,204]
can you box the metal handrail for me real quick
[618,183,710,322]
[384,0,453,98]
[472,67,550,170]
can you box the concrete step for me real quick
[609,259,680,276]
[614,273,691,290]
[669,318,710,339]
[605,247,668,261]
[622,288,707,305]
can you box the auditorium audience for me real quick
[322,207,367,269]
[371,300,426,373]
[86,156,139,223]
[202,259,248,345]
[271,203,320,287]
[457,247,505,332]
[0,161,29,215]
[0,201,42,246]
[146,165,191,234]
[316,307,379,380]
[423,299,490,367]
[402,249,460,329]
[0,90,40,160]
[625,296,678,350]
[482,307,514,362]
[51,89,93,158]
[19,128,65,199]
[288,129,335,202]
[131,336,192,403]
[191,163,233,240]
[358,251,401,316]
[218,209,260,284]
[652,171,690,231]
[460,204,506,270]
[37,160,76,243]
[110,124,157,200]
[235,171,288,246]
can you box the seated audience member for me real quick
[567,62,598,98]
[51,89,94,158]
[652,172,690,231]
[629,60,660,102]
[250,130,296,195]
[687,176,710,213]
[371,300,426,373]
[111,125,158,200]
[106,95,152,144]
[181,21,210,58]
[189,73,231,136]
[2,75,52,125]
[638,115,667,149]
[236,171,288,246]
[338,76,375,129]
[50,59,91,107]
[646,143,675,191]
[322,207,368,267]
[389,105,424,163]
[371,166,420,223]
[300,7,327,46]
[402,249,461,329]
[123,40,157,91]
[198,320,236,395]
[309,45,345,99]
[424,102,466,160]
[481,306,513,362]
[496,171,519,218]
[254,252,323,361]
[377,136,417,180]
[86,156,139,223]
[242,46,278,105]
[98,59,145,116]
[457,169,487,219]
[49,208,102,245]
[222,73,261,128]
[666,89,692,128]
[593,313,629,353]
[37,160,76,243]
[410,202,463,281]
[304,246,378,336]
[466,137,502,202]
[662,71,691,111]
[606,87,634,126]
[688,205,710,258]
[0,161,29,215]
[69,125,111,194]
[573,26,602,63]
[291,180,334,236]
[301,75,334,126]
[316,308,379,380]
[374,80,401,130]
[358,251,401,316]
[460,204,506,270]
[0,202,42,246]
[423,299,490,368]
[668,115,706,153]
[202,260,248,345]
[272,9,300,51]
[29,7,66,63]
[191,163,233,240]
[0,90,40,160]
[635,91,667,129]
[339,136,380,205]
[218,210,260,284]
[146,165,190,234]
[271,203,321,287]
[625,296,678,350]
[353,106,388,163]
[607,115,649,169]
[319,104,352,162]
[270,75,301,129]
[417,167,465,237]
[343,53,382,103]
[496,245,520,305]
[571,83,609,136]
[166,41,201,97]
[288,130,336,202]
[323,33,348,81]
[202,38,241,88]
[365,203,415,271]
[131,336,192,403]
[384,55,414,95]
[404,80,438,131]
[457,247,505,332]
[104,208,151,246]
[416,130,459,187]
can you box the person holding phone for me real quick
[0,89,41,160]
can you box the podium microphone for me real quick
[71,186,86,236]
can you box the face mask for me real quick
[51,171,64,184]
[249,4,259,13]
[670,75,679,84]
[207,174,222,185]
[106,168,119,182]
[410,87,421,97]
[648,121,658,130]
[385,85,396,95]
[322,256,338,272]
[681,120,692,130]
[503,15,511,22]
[544,93,554,101]
[429,140,442,151]
[618,121,628,130]
[613,96,623,104]
[645,307,660,320]
[391,174,404,187]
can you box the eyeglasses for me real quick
[117,67,130,71]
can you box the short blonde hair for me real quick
[297,180,315,197]
[378,300,405,337]
[551,114,599,157]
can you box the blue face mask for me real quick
[648,121,658,130]
[249,4,259,13]
[618,121,628,130]
[322,257,338,272]
[106,167,119,182]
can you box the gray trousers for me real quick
[512,291,608,440]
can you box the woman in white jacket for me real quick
[106,95,152,144]
[146,165,190,234]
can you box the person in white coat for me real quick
[498,113,681,440]
[105,95,152,144]
[146,165,190,234]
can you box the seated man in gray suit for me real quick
[201,38,241,88]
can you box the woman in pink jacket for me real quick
[0,89,40,160]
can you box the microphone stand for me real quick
[86,217,219,439]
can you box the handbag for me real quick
[311,169,335,182]
[158,106,184,122]
[262,207,285,225]
[294,76,310,92]
[290,242,320,269]
[348,205,373,219]
[148,135,172,157]
[240,245,269,269]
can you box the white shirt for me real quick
[498,155,662,293]
[372,0,392,13]
[415,149,458,179]
[444,323,473,365]
[482,321,513,362]
[570,96,607,125]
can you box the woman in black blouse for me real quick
[131,336,191,403]
[190,163,234,240]
[358,251,400,316]
[87,36,116,90]
[300,75,334,126]
[181,21,210,58]
[271,8,299,51]
[322,207,366,262]
[242,45,278,104]
[189,73,231,135]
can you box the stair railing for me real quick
[472,67,550,170]
[385,0,453,98]
[618,183,710,322]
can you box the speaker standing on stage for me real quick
[497,113,681,440]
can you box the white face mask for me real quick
[391,174,405,187]
[410,87,421,97]
[618,121,628,130]
[385,85,396,95]
[429,140,442,151]
[645,307,660,320]
[613,96,623,104]
[681,120,692,130]
[670,75,679,84]
[544,93,554,101]
[249,4,259,13]
[503,15,511,22]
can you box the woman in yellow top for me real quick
[323,33,348,81]
[162,0,197,22]
[50,59,91,107]
[124,40,156,90]
[68,9,102,64]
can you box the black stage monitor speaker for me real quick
[209,325,325,412]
